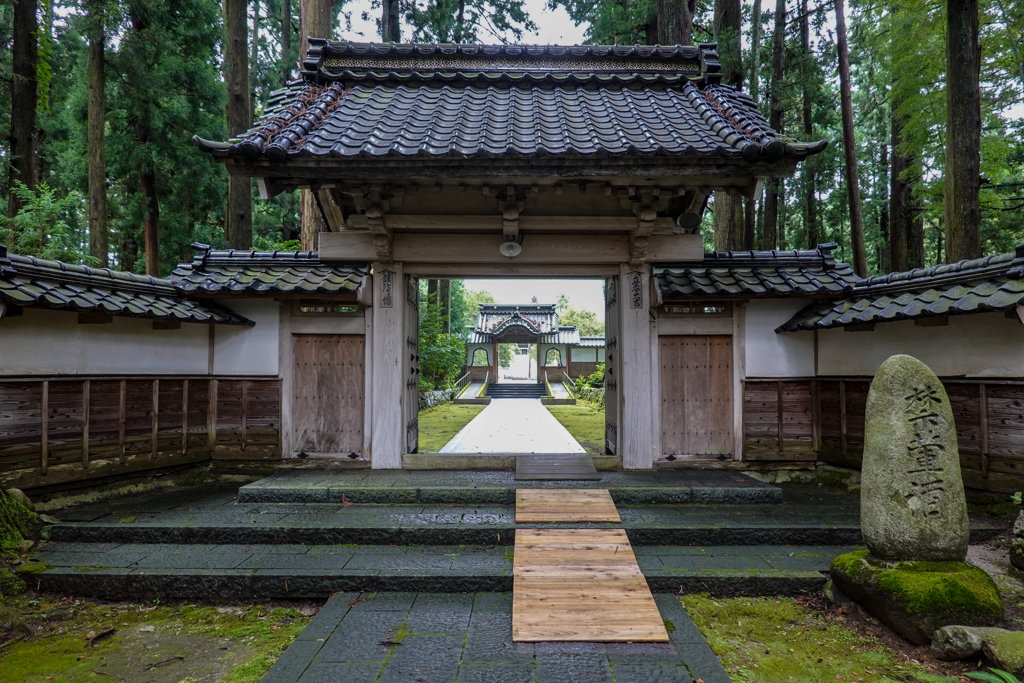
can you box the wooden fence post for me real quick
[811,379,821,452]
[152,379,159,459]
[980,382,989,479]
[182,379,189,455]
[241,380,248,452]
[208,379,218,454]
[118,379,126,464]
[776,380,785,454]
[839,380,848,458]
[40,381,48,475]
[82,380,90,468]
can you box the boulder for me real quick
[930,625,1006,661]
[830,550,1004,645]
[861,354,969,562]
[1010,511,1024,571]
[5,488,34,512]
[982,630,1024,676]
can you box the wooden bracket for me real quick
[356,274,373,307]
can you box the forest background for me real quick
[1,0,1023,280]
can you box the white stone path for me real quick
[439,398,586,454]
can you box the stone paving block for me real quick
[316,610,410,662]
[297,593,353,641]
[610,664,694,683]
[535,653,613,683]
[259,638,324,683]
[377,634,464,683]
[659,555,771,571]
[677,644,732,683]
[210,543,311,554]
[653,594,708,645]
[353,591,418,612]
[134,552,248,569]
[702,545,798,556]
[405,593,474,634]
[633,545,707,557]
[758,554,832,571]
[752,570,826,595]
[36,541,124,553]
[604,642,684,666]
[329,488,418,504]
[321,544,408,556]
[455,663,535,683]
[239,553,354,570]
[296,662,384,683]
[346,554,453,570]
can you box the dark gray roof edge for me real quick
[656,242,843,271]
[307,39,708,61]
[181,242,370,270]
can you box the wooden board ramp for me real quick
[516,454,600,480]
[515,489,620,523]
[512,528,669,642]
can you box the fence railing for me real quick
[452,372,471,399]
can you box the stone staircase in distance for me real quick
[486,382,548,398]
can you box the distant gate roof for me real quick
[779,245,1024,331]
[194,40,826,178]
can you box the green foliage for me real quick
[558,305,604,336]
[545,404,605,453]
[453,286,496,337]
[417,403,486,452]
[498,343,514,368]
[967,670,1024,683]
[419,297,467,390]
[547,0,657,45]
[582,363,604,388]
[6,182,93,264]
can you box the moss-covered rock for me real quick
[830,549,1004,645]
[982,630,1024,675]
[0,567,26,596]
[1011,511,1024,571]
[0,487,42,551]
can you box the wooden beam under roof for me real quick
[319,233,702,264]
[342,214,679,233]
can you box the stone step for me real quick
[23,542,858,600]
[237,469,784,505]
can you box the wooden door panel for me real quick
[660,334,732,457]
[292,334,364,455]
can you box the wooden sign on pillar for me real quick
[379,270,394,308]
[618,264,655,469]
[371,262,403,468]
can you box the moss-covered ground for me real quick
[417,404,486,452]
[680,594,966,683]
[544,404,605,453]
[0,594,310,682]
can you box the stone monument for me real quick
[830,354,1003,645]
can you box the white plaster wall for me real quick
[571,347,598,362]
[0,308,209,375]
[817,313,1024,377]
[212,299,280,376]
[745,299,816,377]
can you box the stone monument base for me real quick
[829,550,1004,645]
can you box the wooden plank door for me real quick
[660,335,732,458]
[604,276,619,454]
[292,334,364,455]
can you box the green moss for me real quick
[814,470,853,488]
[544,404,606,453]
[662,618,675,633]
[417,404,487,452]
[679,594,962,683]
[0,598,309,682]
[0,488,41,551]
[831,550,1004,619]
[0,567,25,596]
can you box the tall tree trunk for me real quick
[749,0,762,103]
[87,1,108,267]
[34,0,53,187]
[800,0,818,249]
[762,0,786,251]
[7,0,38,222]
[909,200,925,268]
[778,179,787,250]
[714,0,743,87]
[453,0,465,42]
[250,0,260,124]
[223,0,253,250]
[944,0,981,262]
[439,279,451,334]
[137,120,160,276]
[877,137,889,272]
[298,0,333,250]
[381,0,400,41]
[713,194,745,251]
[888,109,910,272]
[657,0,697,45]
[834,0,868,276]
[281,0,292,81]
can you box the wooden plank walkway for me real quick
[515,489,620,523]
[512,491,669,643]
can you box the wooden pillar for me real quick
[118,379,126,464]
[82,380,90,468]
[181,379,189,455]
[370,262,405,468]
[152,379,159,458]
[40,381,48,475]
[980,382,989,478]
[208,378,218,453]
[618,264,655,469]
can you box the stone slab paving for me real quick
[259,592,732,683]
[26,539,863,599]
[439,398,586,453]
[238,469,783,505]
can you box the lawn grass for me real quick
[680,594,961,683]
[545,403,605,453]
[417,403,487,452]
